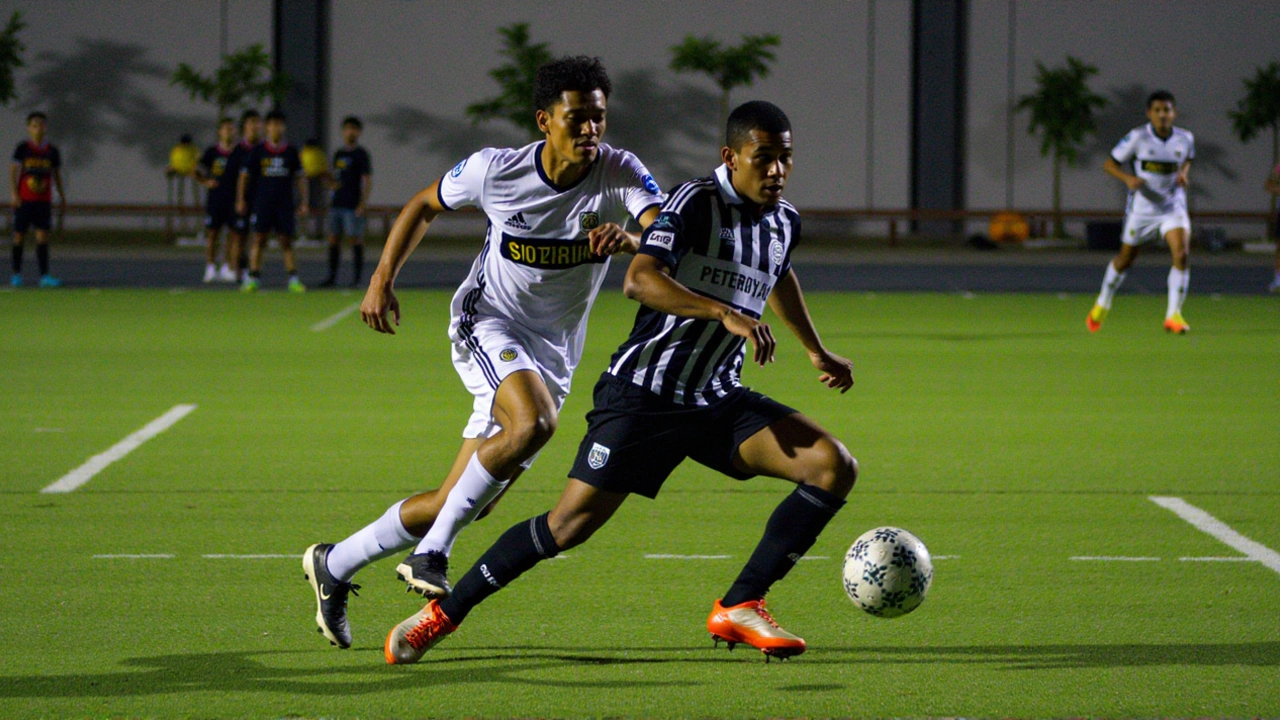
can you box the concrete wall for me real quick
[1,0,1275,222]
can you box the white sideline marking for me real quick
[799,556,829,561]
[1179,556,1252,562]
[644,554,731,560]
[1070,556,1161,562]
[1149,496,1280,575]
[310,302,361,332]
[41,404,197,494]
[93,554,174,559]
[932,555,960,560]
[202,554,295,559]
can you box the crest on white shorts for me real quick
[499,347,519,362]
[587,442,610,470]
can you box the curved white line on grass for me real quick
[644,554,731,560]
[1070,556,1161,561]
[93,554,174,559]
[311,302,361,332]
[41,404,197,494]
[1149,496,1280,575]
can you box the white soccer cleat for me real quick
[217,264,237,282]
[203,264,217,283]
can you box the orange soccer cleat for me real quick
[1086,304,1108,333]
[707,598,806,661]
[1163,312,1190,334]
[385,599,457,665]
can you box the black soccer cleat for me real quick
[396,550,452,599]
[302,543,360,649]
[317,276,337,288]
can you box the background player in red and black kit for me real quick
[195,117,239,284]
[10,112,65,288]
[225,109,262,284]
[319,116,372,288]
[237,110,307,293]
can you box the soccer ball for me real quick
[842,526,933,618]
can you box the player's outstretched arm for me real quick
[623,253,776,366]
[766,269,853,393]
[360,179,446,335]
[1104,157,1144,191]
[587,206,661,257]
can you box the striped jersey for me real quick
[607,164,800,406]
[1110,123,1194,217]
[438,141,664,387]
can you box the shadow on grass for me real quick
[3,642,1277,698]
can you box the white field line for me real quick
[310,302,361,332]
[93,554,174,559]
[1070,556,1161,562]
[1149,496,1280,575]
[932,555,961,560]
[41,404,197,494]
[799,556,829,561]
[1179,556,1253,562]
[644,554,731,560]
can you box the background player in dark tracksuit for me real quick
[225,109,262,284]
[237,110,308,293]
[10,112,65,288]
[319,116,372,288]
[195,117,239,284]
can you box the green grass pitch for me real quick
[2,287,1279,718]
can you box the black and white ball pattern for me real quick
[843,526,933,618]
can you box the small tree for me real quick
[669,33,780,135]
[466,23,553,140]
[1016,56,1108,238]
[1228,62,1280,221]
[171,43,289,122]
[0,11,25,106]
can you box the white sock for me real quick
[416,453,509,556]
[1167,267,1189,318]
[1096,261,1127,310]
[326,499,418,582]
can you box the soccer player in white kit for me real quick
[302,56,665,649]
[1088,90,1194,334]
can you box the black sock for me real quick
[327,244,340,278]
[352,244,364,282]
[36,243,49,276]
[11,244,21,274]
[722,484,846,607]
[438,512,560,625]
[239,253,249,272]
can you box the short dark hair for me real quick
[265,110,286,123]
[179,133,193,144]
[533,55,611,113]
[341,115,362,129]
[26,111,46,123]
[1147,90,1176,107]
[726,101,791,149]
[239,109,260,130]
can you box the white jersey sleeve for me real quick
[613,151,666,221]
[437,148,498,211]
[1110,129,1140,164]
[1185,131,1196,161]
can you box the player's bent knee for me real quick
[507,409,558,453]
[807,439,857,498]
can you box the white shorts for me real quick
[450,317,571,465]
[1123,210,1190,246]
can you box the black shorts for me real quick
[251,204,295,236]
[205,199,236,230]
[14,201,51,233]
[569,374,797,499]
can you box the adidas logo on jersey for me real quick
[504,212,531,231]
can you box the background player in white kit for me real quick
[302,56,665,649]
[1088,90,1195,334]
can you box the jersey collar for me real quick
[1146,122,1174,143]
[714,164,744,205]
[533,141,596,193]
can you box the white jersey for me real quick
[1110,123,1195,217]
[438,141,665,383]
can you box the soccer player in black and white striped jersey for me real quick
[386,101,859,664]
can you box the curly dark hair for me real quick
[726,100,791,149]
[533,55,611,113]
